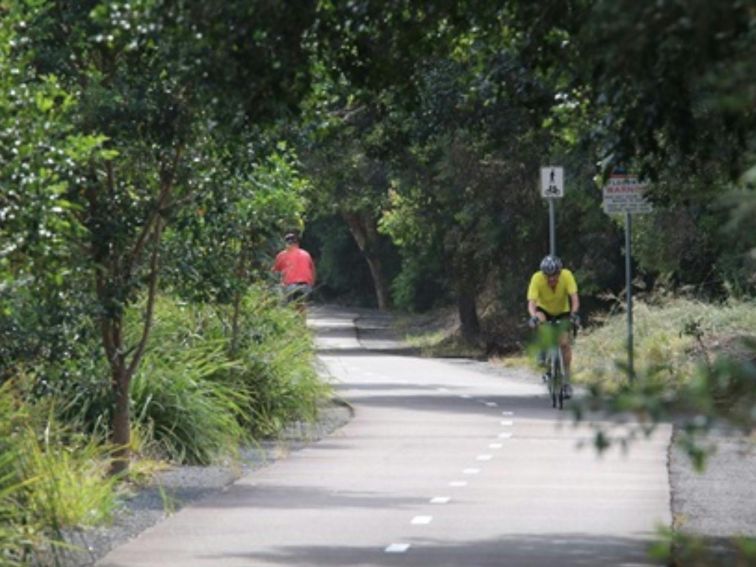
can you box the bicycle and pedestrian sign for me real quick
[540,166,564,198]
[539,166,564,256]
[602,174,653,214]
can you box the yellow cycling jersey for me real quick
[527,269,578,316]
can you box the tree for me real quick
[0,4,109,379]
[164,138,310,353]
[16,0,317,473]
[300,65,399,310]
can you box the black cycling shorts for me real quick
[536,307,570,323]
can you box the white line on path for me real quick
[460,394,472,399]
[385,544,411,553]
[498,432,513,439]
[476,454,493,461]
[501,411,514,416]
[489,443,503,449]
[463,468,481,475]
[500,420,514,426]
[449,481,468,487]
[485,402,498,407]
[411,516,433,525]
[430,497,451,504]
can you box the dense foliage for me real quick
[0,0,753,559]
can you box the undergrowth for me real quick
[573,297,756,390]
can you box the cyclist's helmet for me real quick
[284,232,299,244]
[539,255,563,276]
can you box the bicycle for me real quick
[529,317,579,410]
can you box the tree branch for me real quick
[127,216,163,378]
[127,145,184,273]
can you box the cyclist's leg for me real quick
[560,335,572,379]
[555,316,573,398]
[290,284,312,317]
[534,308,549,367]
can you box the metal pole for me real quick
[548,199,556,256]
[625,212,634,381]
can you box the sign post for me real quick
[540,166,564,256]
[602,173,653,381]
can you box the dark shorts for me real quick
[536,308,574,337]
[284,283,312,303]
[536,307,570,323]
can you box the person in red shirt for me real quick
[272,232,316,310]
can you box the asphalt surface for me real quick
[96,305,753,566]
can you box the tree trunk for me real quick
[110,360,131,475]
[457,287,480,342]
[342,211,391,310]
[230,236,251,356]
[364,254,390,311]
[454,257,480,342]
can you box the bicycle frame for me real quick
[540,318,572,410]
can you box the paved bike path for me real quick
[98,307,671,566]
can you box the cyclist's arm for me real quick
[527,300,547,324]
[569,293,580,315]
[527,299,539,318]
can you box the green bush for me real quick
[131,340,247,464]
[227,290,330,436]
[130,290,330,461]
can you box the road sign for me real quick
[602,174,653,214]
[540,166,564,198]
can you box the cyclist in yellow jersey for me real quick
[527,255,581,398]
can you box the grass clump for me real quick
[0,381,118,565]
[131,341,247,465]
[129,289,330,459]
[573,297,756,390]
[228,291,330,437]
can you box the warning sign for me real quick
[602,174,653,214]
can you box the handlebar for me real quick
[527,315,580,337]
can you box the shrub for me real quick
[131,341,247,464]
[226,290,330,436]
[129,290,330,461]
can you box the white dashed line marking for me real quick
[501,411,514,416]
[485,402,498,407]
[385,543,411,553]
[411,516,433,525]
[463,468,481,475]
[489,443,503,449]
[430,497,451,504]
[498,432,513,439]
[476,454,493,461]
[500,420,514,426]
[460,394,472,399]
[449,481,468,487]
[437,387,449,393]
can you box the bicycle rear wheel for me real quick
[553,352,564,410]
[548,355,558,408]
